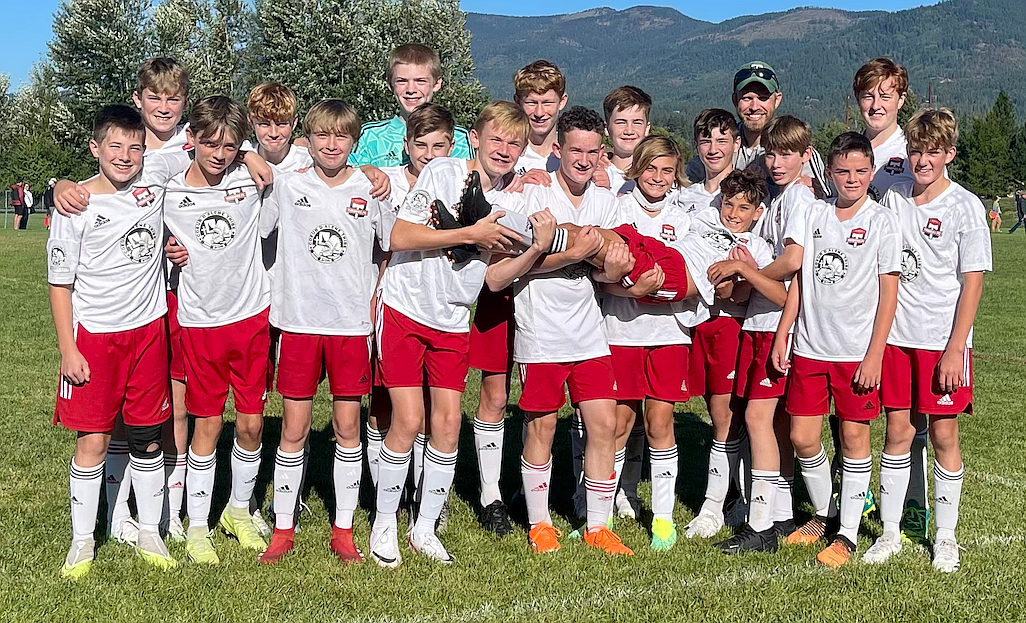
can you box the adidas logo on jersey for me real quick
[93,214,110,228]
[759,378,773,387]
[429,487,447,496]
[531,483,549,492]
[812,228,822,239]
[937,394,954,406]
[178,196,195,209]
[294,196,311,207]
[385,484,402,493]
[654,471,674,479]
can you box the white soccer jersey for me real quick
[381,157,525,332]
[515,146,560,177]
[674,183,721,226]
[382,165,413,206]
[606,165,636,196]
[47,155,188,333]
[163,163,270,328]
[261,168,393,336]
[793,198,902,362]
[869,127,914,202]
[882,181,992,350]
[603,191,693,346]
[269,144,313,175]
[743,180,817,332]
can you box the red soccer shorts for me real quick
[734,331,787,400]
[610,344,691,403]
[181,307,270,417]
[689,315,743,397]
[881,344,973,415]
[612,225,690,304]
[276,332,372,399]
[518,356,617,414]
[785,355,880,422]
[379,305,470,392]
[166,289,186,382]
[469,285,514,375]
[55,317,172,433]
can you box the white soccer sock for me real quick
[621,421,646,498]
[700,440,729,516]
[649,445,678,522]
[374,445,410,530]
[415,445,457,535]
[164,453,187,524]
[838,456,873,543]
[186,449,216,530]
[934,461,964,542]
[473,418,505,507]
[130,453,165,532]
[230,441,262,511]
[749,469,778,532]
[272,447,304,530]
[906,426,929,515]
[411,433,429,503]
[366,424,386,488]
[570,413,586,501]
[798,447,833,518]
[585,475,617,532]
[521,456,552,527]
[880,452,912,535]
[70,459,103,540]
[773,476,795,523]
[333,443,363,530]
[105,441,131,530]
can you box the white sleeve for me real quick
[878,211,902,274]
[372,197,396,253]
[398,163,440,225]
[753,238,774,269]
[147,151,191,183]
[957,199,994,273]
[259,183,281,238]
[46,212,85,285]
[784,200,817,247]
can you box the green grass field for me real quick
[3,218,1026,622]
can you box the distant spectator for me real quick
[43,178,56,229]
[989,196,1002,232]
[1012,191,1026,234]
[11,178,25,230]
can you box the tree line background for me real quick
[2,0,1025,201]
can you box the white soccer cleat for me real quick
[863,532,903,564]
[110,517,140,545]
[251,509,272,539]
[409,529,455,564]
[684,509,724,539]
[932,538,962,573]
[615,490,636,520]
[164,516,187,542]
[369,524,402,569]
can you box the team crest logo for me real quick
[406,190,432,219]
[308,225,347,263]
[224,187,248,204]
[846,227,867,247]
[703,230,735,253]
[347,197,369,217]
[121,223,157,263]
[900,244,922,283]
[133,186,156,207]
[884,157,905,176]
[195,211,236,249]
[922,217,943,239]
[660,224,677,241]
[563,261,590,280]
[50,246,67,270]
[814,248,848,285]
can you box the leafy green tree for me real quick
[812,119,851,156]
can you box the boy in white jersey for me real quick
[772,132,901,568]
[248,83,313,175]
[512,60,567,178]
[162,97,272,564]
[706,115,817,552]
[868,109,991,572]
[675,109,741,222]
[49,106,188,577]
[856,58,915,202]
[370,102,538,567]
[600,136,692,549]
[602,86,652,195]
[257,100,395,564]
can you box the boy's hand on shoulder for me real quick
[470,211,522,252]
[165,236,189,267]
[853,354,883,392]
[54,180,90,216]
[60,346,90,385]
[592,166,611,189]
[602,242,635,282]
[937,347,967,395]
[520,169,552,188]
[528,208,557,253]
[360,165,391,199]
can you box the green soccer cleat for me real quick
[901,500,931,544]
[651,518,678,551]
[186,527,220,565]
[136,530,178,571]
[60,538,94,579]
[219,507,268,551]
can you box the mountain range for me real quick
[465,0,1026,127]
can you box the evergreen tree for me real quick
[957,91,1017,197]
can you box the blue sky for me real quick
[2,0,937,89]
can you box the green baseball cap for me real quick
[733,61,779,95]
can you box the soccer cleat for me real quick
[164,516,186,542]
[684,509,724,539]
[429,199,477,265]
[369,524,402,568]
[583,527,634,556]
[863,532,903,564]
[786,517,827,545]
[862,488,877,518]
[615,490,642,521]
[251,509,272,539]
[714,526,779,555]
[61,537,94,579]
[329,526,365,563]
[219,507,267,551]
[901,501,930,544]
[436,500,450,534]
[773,518,796,539]
[454,171,493,227]
[817,535,856,568]
[528,522,563,553]
[258,528,295,564]
[650,518,677,551]
[136,530,178,570]
[110,517,140,545]
[186,527,220,565]
[723,497,749,528]
[932,539,962,573]
[409,530,455,564]
[479,500,513,537]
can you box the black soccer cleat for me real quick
[455,171,493,227]
[430,199,479,265]
[478,500,513,537]
[772,518,796,539]
[713,526,779,555]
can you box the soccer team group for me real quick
[46,43,991,579]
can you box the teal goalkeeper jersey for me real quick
[348,115,474,167]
